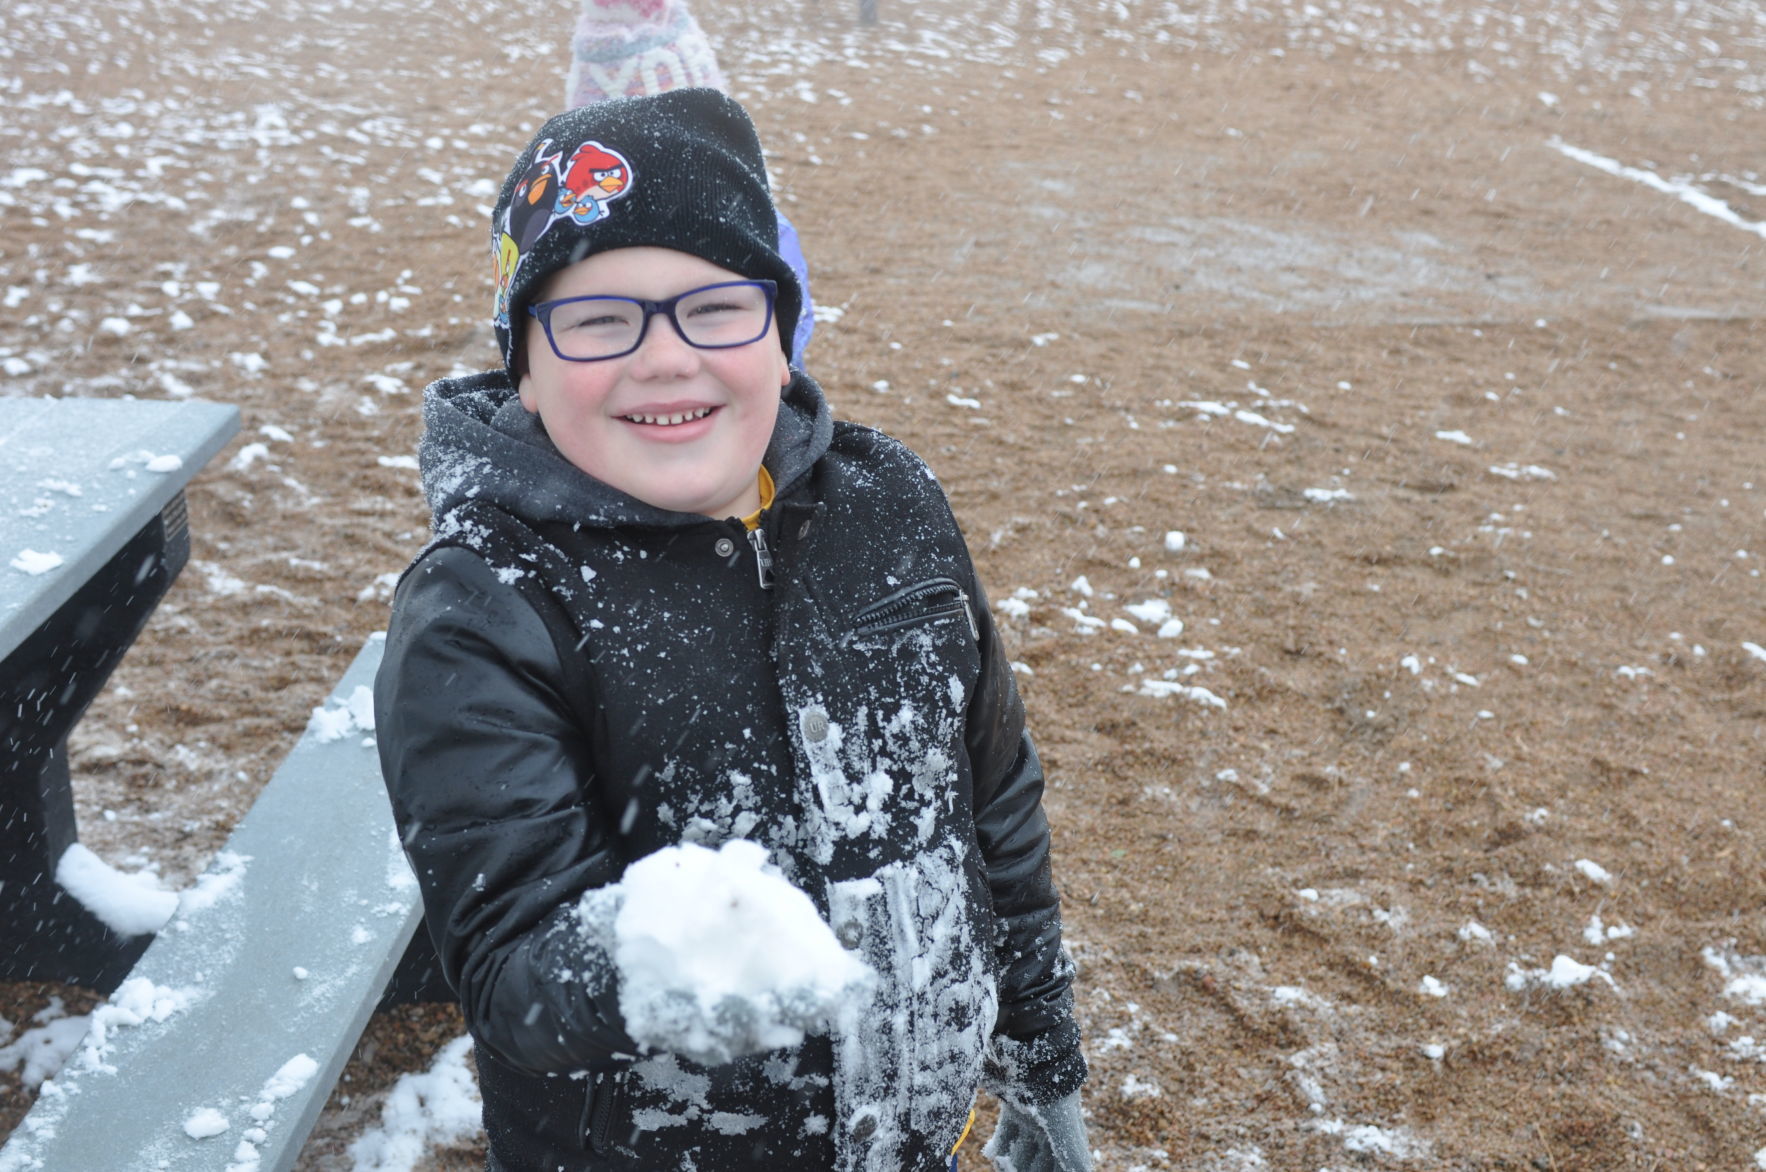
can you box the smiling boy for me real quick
[519,246,788,520]
[375,89,1090,1171]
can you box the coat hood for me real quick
[417,367,834,529]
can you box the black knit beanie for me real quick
[490,88,801,379]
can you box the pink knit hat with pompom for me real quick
[565,0,726,107]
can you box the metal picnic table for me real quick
[0,395,239,990]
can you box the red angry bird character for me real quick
[556,141,634,226]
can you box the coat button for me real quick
[797,518,813,539]
[836,920,863,949]
[801,708,830,743]
[714,537,736,558]
[850,1113,878,1141]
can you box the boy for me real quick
[374,89,1090,1171]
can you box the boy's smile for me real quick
[517,247,790,520]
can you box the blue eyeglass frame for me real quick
[525,279,779,363]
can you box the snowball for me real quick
[1163,530,1186,553]
[606,841,873,1066]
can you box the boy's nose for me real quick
[628,311,700,376]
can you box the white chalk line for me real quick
[1549,138,1766,240]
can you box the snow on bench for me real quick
[0,636,421,1172]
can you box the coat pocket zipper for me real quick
[583,1069,624,1155]
[850,577,978,641]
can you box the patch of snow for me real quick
[1505,954,1613,992]
[0,1003,89,1089]
[9,549,63,575]
[54,843,178,936]
[1309,1118,1431,1159]
[185,1107,230,1139]
[1488,463,1556,480]
[178,850,252,918]
[307,685,377,743]
[1123,598,1171,625]
[1120,1073,1162,1099]
[78,978,201,1076]
[1574,858,1614,884]
[1551,139,1766,241]
[1723,974,1766,1007]
[1136,679,1225,708]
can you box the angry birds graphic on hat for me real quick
[493,137,636,330]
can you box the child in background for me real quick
[375,89,1090,1170]
[564,0,817,361]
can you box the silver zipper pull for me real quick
[748,527,775,590]
[959,589,979,640]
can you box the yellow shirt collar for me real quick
[740,466,775,532]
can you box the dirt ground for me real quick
[3,0,1765,1167]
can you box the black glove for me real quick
[982,1091,1093,1171]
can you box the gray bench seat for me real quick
[0,637,421,1172]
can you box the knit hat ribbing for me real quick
[490,89,801,379]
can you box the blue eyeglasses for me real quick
[527,280,778,362]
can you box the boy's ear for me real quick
[777,349,792,391]
[517,371,538,413]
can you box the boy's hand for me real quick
[982,1091,1093,1172]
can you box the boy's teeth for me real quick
[626,407,713,426]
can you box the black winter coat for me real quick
[375,371,1084,1171]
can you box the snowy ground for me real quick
[4,0,1766,1167]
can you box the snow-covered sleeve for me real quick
[964,573,1089,1106]
[374,543,637,1075]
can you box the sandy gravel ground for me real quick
[3,0,1765,1167]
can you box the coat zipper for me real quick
[748,526,775,590]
